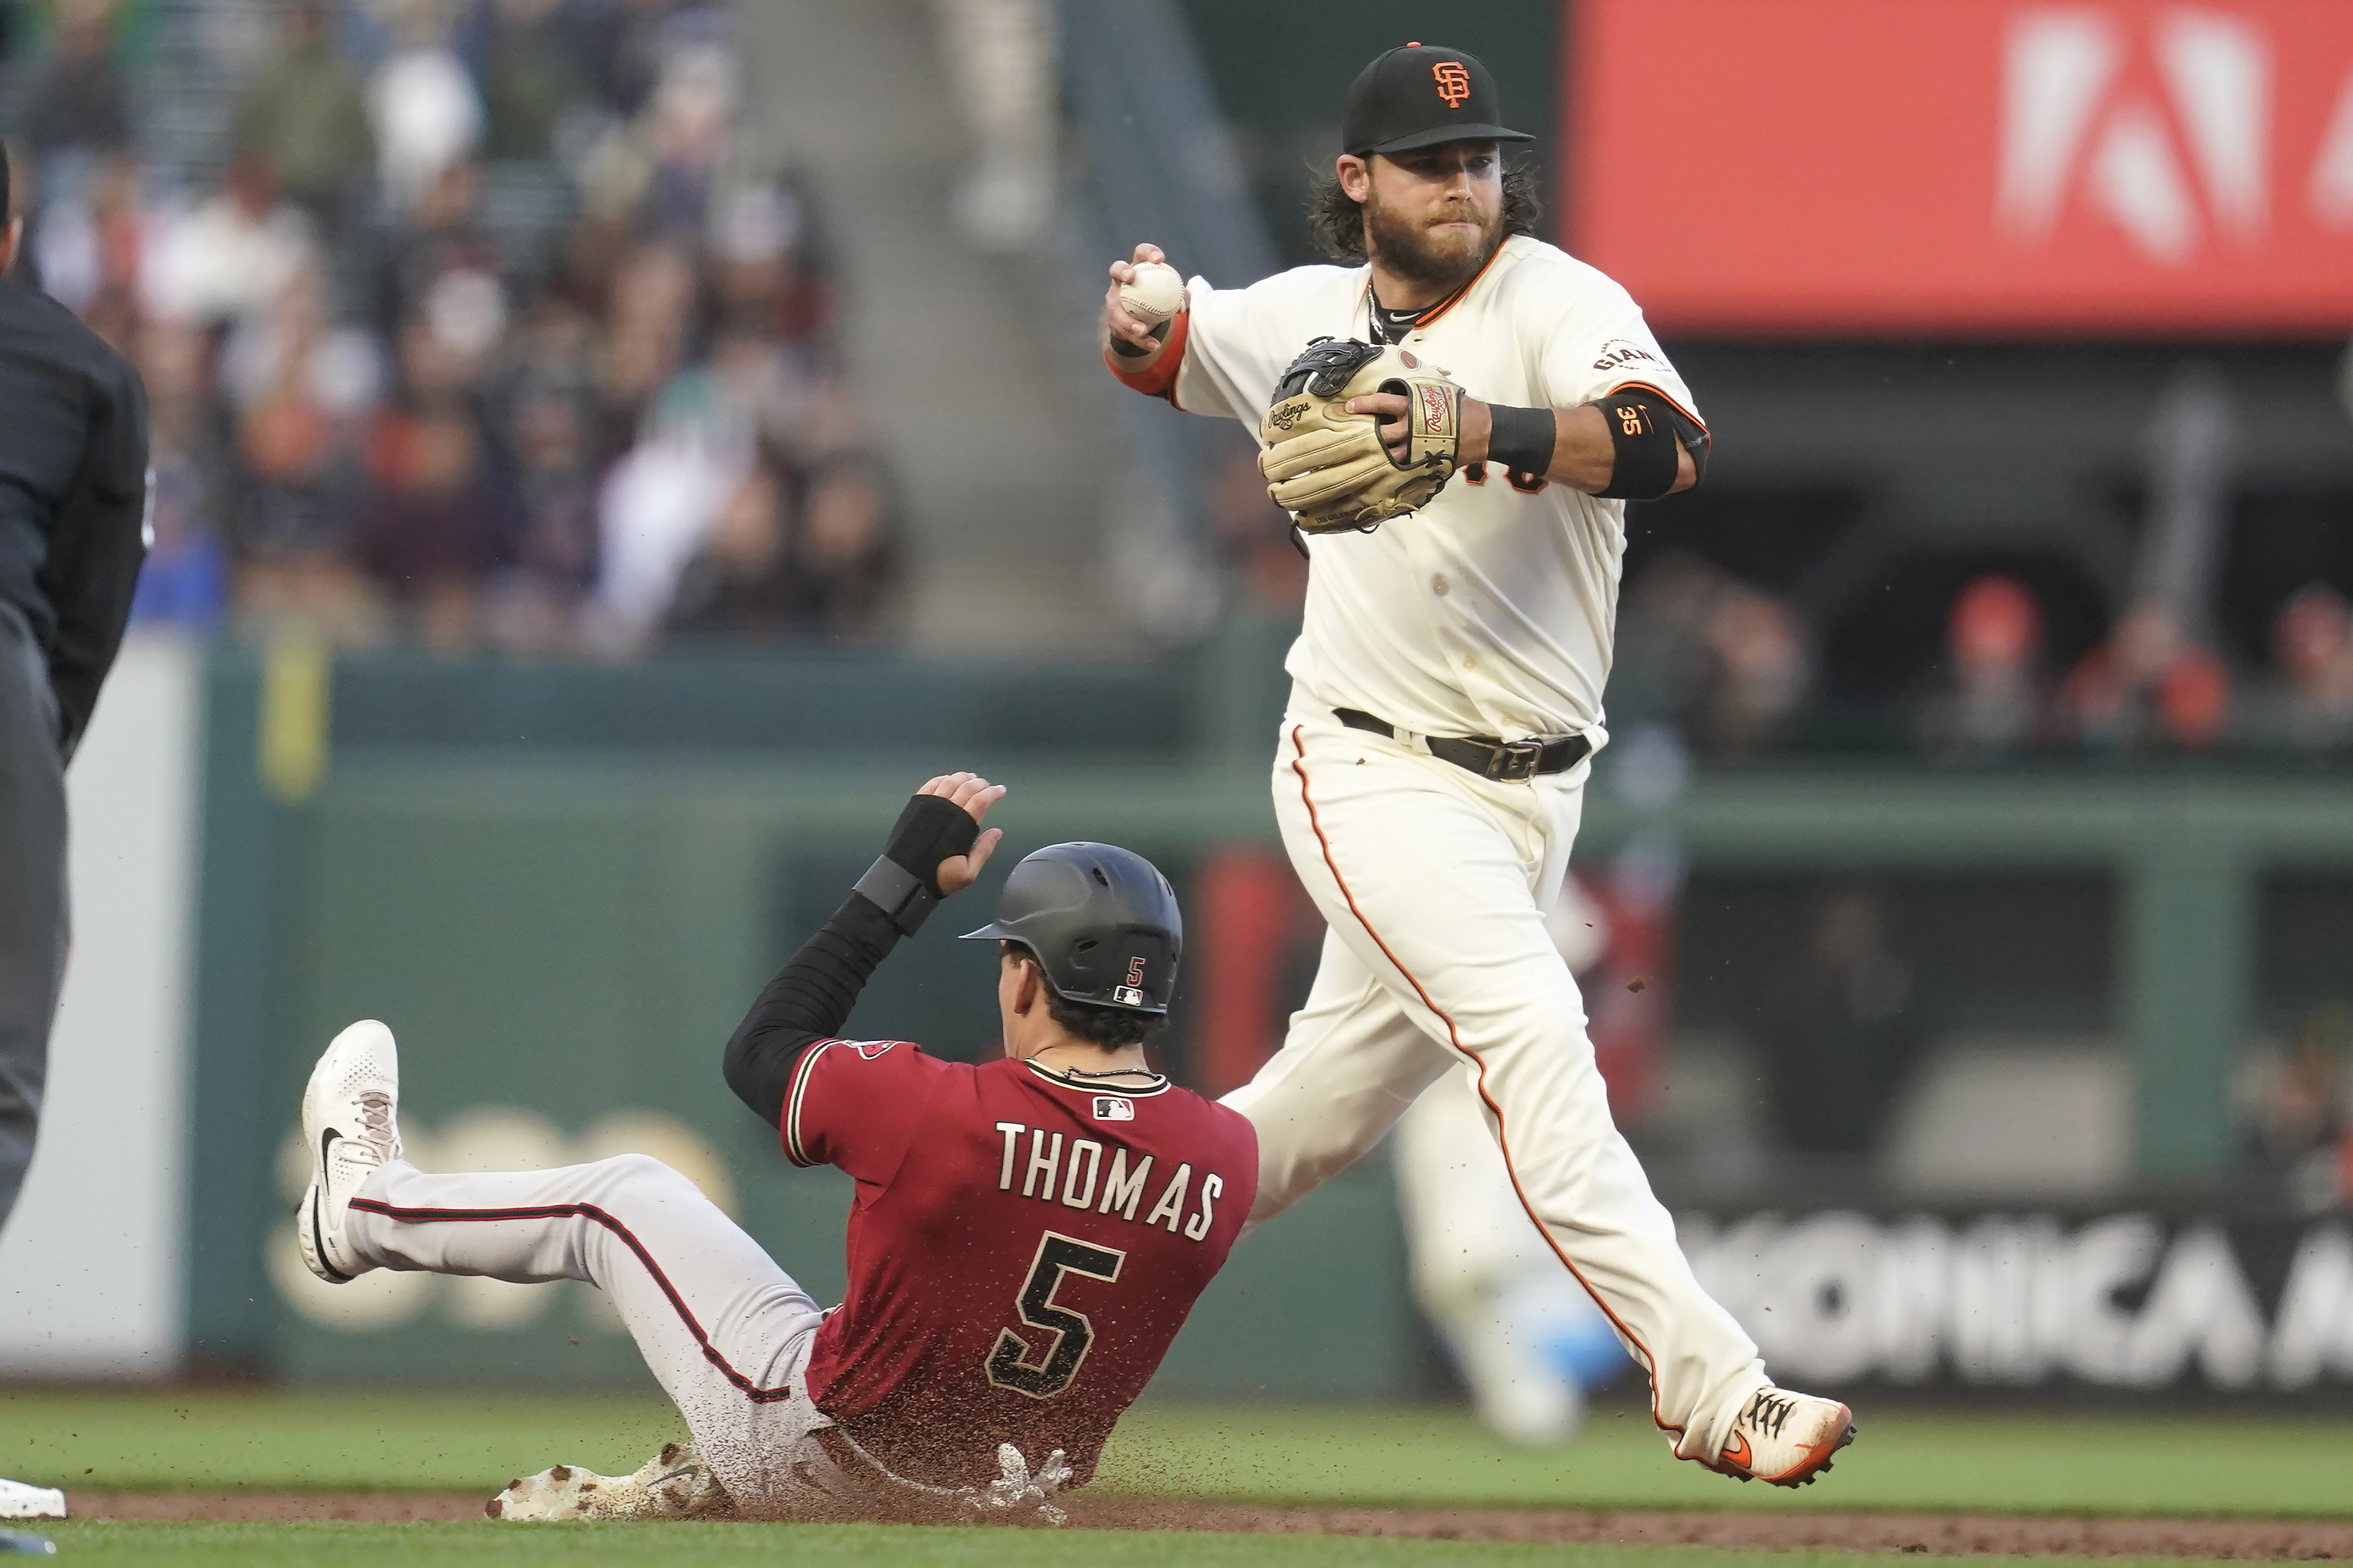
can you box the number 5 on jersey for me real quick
[988,1232,1126,1399]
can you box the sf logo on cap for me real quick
[1432,60,1470,107]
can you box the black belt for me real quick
[1334,708,1591,782]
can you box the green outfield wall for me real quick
[182,633,2353,1390]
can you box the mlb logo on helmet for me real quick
[1093,1096,1136,1122]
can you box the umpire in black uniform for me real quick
[0,148,151,1241]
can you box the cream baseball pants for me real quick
[1221,696,1765,1461]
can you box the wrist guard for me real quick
[1483,403,1557,478]
[854,793,982,935]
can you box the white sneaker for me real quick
[1705,1385,1854,1487]
[0,1480,65,1520]
[296,1020,404,1285]
[486,1442,732,1521]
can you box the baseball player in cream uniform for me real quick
[1100,44,1854,1485]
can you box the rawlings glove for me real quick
[1258,338,1463,533]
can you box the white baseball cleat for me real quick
[1703,1385,1854,1487]
[296,1019,404,1285]
[486,1442,732,1521]
[0,1480,65,1520]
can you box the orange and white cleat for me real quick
[1705,1386,1854,1487]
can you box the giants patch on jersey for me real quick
[1591,338,1662,372]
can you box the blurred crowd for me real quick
[1609,558,2353,762]
[8,0,899,653]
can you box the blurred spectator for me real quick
[223,250,380,637]
[588,401,740,650]
[480,0,597,161]
[1208,441,1306,615]
[2249,1004,2353,1210]
[127,321,226,628]
[2255,584,2353,752]
[789,455,897,631]
[368,0,485,216]
[230,0,374,238]
[370,158,503,342]
[710,183,833,344]
[20,1,132,161]
[2060,601,2232,751]
[1611,553,1811,756]
[142,155,314,328]
[662,458,792,637]
[1921,574,2048,756]
[31,152,144,320]
[1754,889,1926,1164]
[594,238,697,435]
[1698,587,1809,757]
[486,376,601,651]
[355,403,507,650]
[635,43,735,238]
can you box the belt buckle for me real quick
[1485,738,1543,782]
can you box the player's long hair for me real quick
[1306,157,1542,264]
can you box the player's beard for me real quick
[1362,189,1503,293]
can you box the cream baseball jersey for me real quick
[1131,235,1702,745]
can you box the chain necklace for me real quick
[1030,1059,1166,1085]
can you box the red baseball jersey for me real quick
[781,1039,1258,1488]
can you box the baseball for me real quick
[1118,261,1185,325]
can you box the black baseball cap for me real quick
[1341,43,1534,158]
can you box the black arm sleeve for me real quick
[723,893,904,1127]
[38,354,150,762]
[724,790,984,1126]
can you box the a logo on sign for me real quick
[1092,1096,1136,1121]
[1997,7,2273,262]
[1433,60,1470,108]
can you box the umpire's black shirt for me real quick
[0,278,149,760]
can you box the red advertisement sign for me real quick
[1566,0,2353,333]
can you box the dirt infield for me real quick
[65,1491,2353,1557]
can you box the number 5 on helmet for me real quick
[1258,337,1462,534]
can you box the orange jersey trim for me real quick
[1285,723,1696,1449]
[1410,244,1507,331]
[1105,309,1190,403]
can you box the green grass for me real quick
[5,1387,2351,1520]
[20,1524,2276,1568]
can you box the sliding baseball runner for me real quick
[293,772,1253,1523]
[1101,43,1853,1483]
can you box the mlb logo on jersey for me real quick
[1093,1096,1136,1122]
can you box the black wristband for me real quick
[854,856,938,935]
[1484,403,1557,478]
[1594,391,1682,500]
[853,793,981,933]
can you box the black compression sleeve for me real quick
[722,893,903,1127]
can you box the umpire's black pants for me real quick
[0,599,66,1235]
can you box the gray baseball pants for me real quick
[342,1153,863,1516]
[0,601,66,1236]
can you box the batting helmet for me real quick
[959,843,1182,1013]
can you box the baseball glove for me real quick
[1258,338,1463,533]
